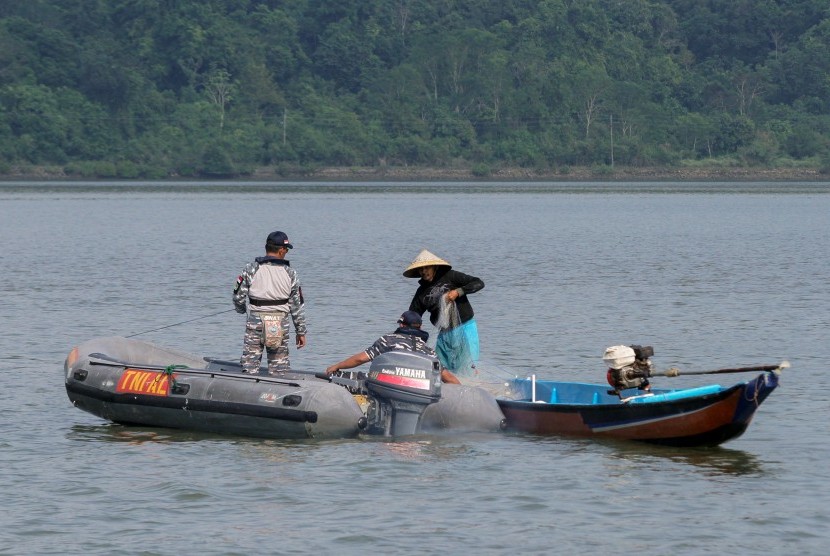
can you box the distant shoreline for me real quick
[270,165,827,182]
[1,164,827,182]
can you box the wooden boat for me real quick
[496,368,782,447]
[65,336,505,440]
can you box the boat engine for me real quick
[364,351,442,436]
[604,344,654,396]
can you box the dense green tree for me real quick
[1,0,829,177]
[768,19,830,113]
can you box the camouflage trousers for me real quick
[240,311,291,374]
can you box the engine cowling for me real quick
[364,351,442,436]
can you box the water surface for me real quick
[1,181,828,554]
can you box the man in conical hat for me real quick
[404,249,484,376]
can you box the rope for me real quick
[154,364,188,390]
[126,309,235,338]
[744,373,765,406]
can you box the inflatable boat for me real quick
[64,336,505,439]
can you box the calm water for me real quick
[1,181,828,555]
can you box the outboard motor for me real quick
[364,351,442,436]
[604,344,654,397]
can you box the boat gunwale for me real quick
[86,356,308,387]
[496,381,742,413]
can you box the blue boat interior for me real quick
[510,378,725,406]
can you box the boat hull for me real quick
[65,336,505,439]
[422,383,505,432]
[497,372,779,447]
[65,337,366,439]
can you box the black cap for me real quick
[266,231,293,249]
[398,310,422,326]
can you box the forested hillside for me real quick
[1,0,829,178]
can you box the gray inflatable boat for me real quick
[64,337,505,439]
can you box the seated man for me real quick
[325,311,461,384]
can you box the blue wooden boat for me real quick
[497,367,783,447]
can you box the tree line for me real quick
[1,0,829,178]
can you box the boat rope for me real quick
[126,309,236,338]
[744,373,765,406]
[154,364,188,390]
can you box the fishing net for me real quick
[435,295,478,377]
[436,294,462,330]
[435,295,519,393]
[433,295,519,394]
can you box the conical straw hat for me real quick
[403,249,451,278]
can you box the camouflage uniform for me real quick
[233,257,306,374]
[365,328,434,361]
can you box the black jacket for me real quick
[408,268,484,328]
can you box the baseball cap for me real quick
[398,310,422,326]
[266,231,293,249]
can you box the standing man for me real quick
[233,231,307,375]
[404,249,484,377]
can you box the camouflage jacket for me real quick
[365,327,433,360]
[233,256,307,335]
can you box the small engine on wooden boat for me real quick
[604,344,654,396]
[363,351,443,436]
